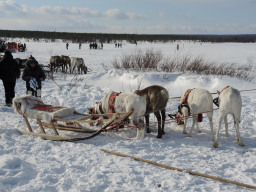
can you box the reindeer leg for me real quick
[213,116,223,148]
[154,111,162,138]
[161,109,166,135]
[224,114,228,137]
[188,117,197,137]
[183,118,188,134]
[145,114,150,133]
[234,116,244,147]
[196,121,201,133]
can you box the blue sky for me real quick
[0,0,255,34]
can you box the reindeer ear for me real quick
[217,90,220,95]
[87,107,93,113]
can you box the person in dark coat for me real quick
[22,57,46,97]
[0,50,20,106]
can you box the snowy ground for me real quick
[0,41,256,192]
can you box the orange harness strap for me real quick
[108,92,120,113]
[182,89,193,104]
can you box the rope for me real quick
[169,88,256,99]
[100,149,256,190]
[99,108,219,132]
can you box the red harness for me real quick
[182,89,192,104]
[108,92,120,113]
[220,86,229,95]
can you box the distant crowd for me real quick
[115,43,122,48]
[89,42,103,49]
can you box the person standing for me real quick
[66,42,69,49]
[22,57,46,97]
[0,50,20,106]
[79,42,82,49]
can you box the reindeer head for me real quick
[88,102,103,120]
[213,90,221,107]
[83,65,87,74]
[176,103,190,125]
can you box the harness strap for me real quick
[179,89,193,115]
[213,86,230,107]
[220,86,230,95]
[182,89,193,104]
[108,92,120,113]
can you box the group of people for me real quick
[115,43,122,48]
[89,42,103,49]
[0,51,46,107]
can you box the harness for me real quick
[213,86,230,107]
[108,92,120,113]
[178,89,203,123]
[178,89,192,115]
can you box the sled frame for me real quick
[18,111,133,141]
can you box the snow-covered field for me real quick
[0,41,256,192]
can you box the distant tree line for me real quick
[0,29,255,43]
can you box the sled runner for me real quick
[13,96,133,141]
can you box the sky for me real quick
[0,0,256,34]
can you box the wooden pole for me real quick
[100,149,256,190]
[50,121,59,135]
[37,119,46,133]
[23,116,33,132]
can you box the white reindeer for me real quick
[89,91,147,139]
[70,57,87,74]
[213,86,244,148]
[176,88,214,140]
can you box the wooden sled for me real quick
[13,96,133,141]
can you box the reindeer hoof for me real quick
[146,130,151,133]
[239,143,245,147]
[213,142,218,148]
[197,130,202,133]
[183,131,187,134]
[156,135,162,139]
[162,131,165,135]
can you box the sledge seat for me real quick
[13,96,75,122]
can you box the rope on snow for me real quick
[100,148,256,190]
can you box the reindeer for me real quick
[176,88,214,140]
[88,91,147,139]
[213,86,244,148]
[134,85,169,138]
[49,56,62,72]
[70,57,87,74]
[61,55,71,73]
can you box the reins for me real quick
[169,88,256,100]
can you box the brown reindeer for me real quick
[49,56,62,72]
[61,55,71,73]
[134,85,169,138]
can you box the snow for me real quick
[0,41,256,191]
